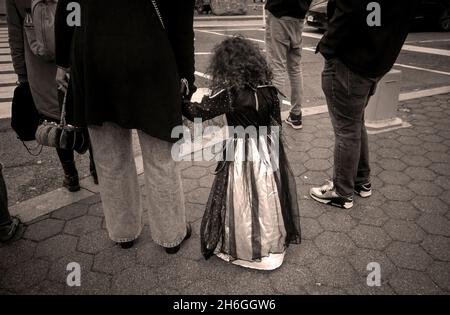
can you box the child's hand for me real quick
[180,78,197,101]
[180,78,189,98]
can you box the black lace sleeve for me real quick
[182,89,231,122]
[266,86,282,126]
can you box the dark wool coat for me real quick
[55,0,196,142]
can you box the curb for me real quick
[194,14,264,29]
[194,15,263,21]
[194,23,264,29]
[10,155,145,223]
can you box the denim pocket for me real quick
[348,70,375,98]
[322,59,336,96]
[333,59,350,96]
[330,60,371,122]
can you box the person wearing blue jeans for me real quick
[310,0,418,209]
[265,0,312,130]
[0,163,20,242]
[311,58,379,209]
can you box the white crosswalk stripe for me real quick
[0,63,13,72]
[0,101,11,119]
[0,54,12,62]
[0,27,15,120]
[0,86,14,98]
[0,73,18,84]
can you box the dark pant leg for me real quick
[56,147,75,164]
[322,59,376,197]
[42,114,75,167]
[355,81,379,186]
[56,147,77,178]
[0,164,12,226]
[355,114,371,186]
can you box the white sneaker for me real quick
[310,180,354,209]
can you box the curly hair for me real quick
[207,36,273,92]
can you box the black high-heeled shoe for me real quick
[165,224,192,255]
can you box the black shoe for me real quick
[62,161,80,192]
[63,174,80,192]
[354,183,372,198]
[165,224,192,255]
[0,217,21,243]
[118,240,134,249]
[285,113,303,130]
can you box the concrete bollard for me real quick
[365,69,407,133]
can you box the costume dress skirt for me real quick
[201,130,301,270]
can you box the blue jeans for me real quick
[322,59,379,197]
[0,163,12,226]
[265,11,304,116]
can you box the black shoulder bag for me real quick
[10,82,43,156]
[11,82,40,142]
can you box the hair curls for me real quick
[207,36,273,92]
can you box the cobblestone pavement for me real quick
[1,94,450,295]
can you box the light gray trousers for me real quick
[88,122,187,247]
[265,11,305,117]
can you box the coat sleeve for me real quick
[6,0,27,82]
[317,0,363,60]
[161,0,197,97]
[182,90,230,122]
[55,0,76,69]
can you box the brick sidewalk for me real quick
[1,94,449,295]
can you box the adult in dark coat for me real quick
[55,0,196,142]
[55,0,196,251]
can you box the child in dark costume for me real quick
[183,36,301,270]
